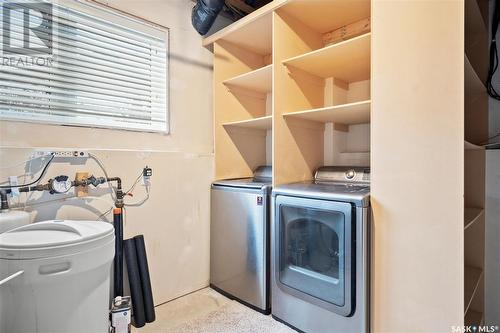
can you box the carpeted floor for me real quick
[134,288,295,333]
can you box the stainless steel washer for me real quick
[210,166,272,313]
[272,166,370,333]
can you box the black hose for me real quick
[0,154,54,189]
[124,238,146,328]
[487,0,500,100]
[113,208,124,297]
[134,235,155,323]
[191,0,225,35]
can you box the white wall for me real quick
[0,0,220,306]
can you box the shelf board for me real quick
[223,64,272,94]
[340,151,370,155]
[465,309,484,327]
[464,208,484,230]
[223,115,272,130]
[464,141,483,150]
[464,266,483,315]
[279,0,371,34]
[283,33,371,82]
[283,100,370,125]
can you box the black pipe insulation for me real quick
[134,235,155,323]
[192,0,225,36]
[124,238,146,328]
[0,190,9,210]
[113,208,124,297]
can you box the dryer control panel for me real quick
[314,166,370,184]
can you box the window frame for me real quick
[0,0,170,134]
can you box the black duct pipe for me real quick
[113,208,124,297]
[134,235,155,323]
[192,0,225,36]
[124,239,146,328]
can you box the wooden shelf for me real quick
[465,141,483,150]
[223,65,272,94]
[464,266,483,314]
[465,309,484,326]
[282,33,370,82]
[223,115,272,130]
[283,100,370,125]
[464,208,484,230]
[279,0,370,33]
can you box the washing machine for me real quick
[271,166,370,333]
[211,166,272,313]
[0,220,115,333]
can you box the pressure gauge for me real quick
[50,176,72,194]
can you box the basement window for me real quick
[0,0,169,133]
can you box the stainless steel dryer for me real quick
[210,166,272,314]
[272,166,370,333]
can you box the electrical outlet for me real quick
[142,166,152,186]
[52,150,89,158]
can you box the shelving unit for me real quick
[464,0,488,325]
[273,0,371,184]
[210,0,371,183]
[206,1,479,330]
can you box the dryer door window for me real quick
[275,196,354,316]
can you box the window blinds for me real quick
[0,0,169,132]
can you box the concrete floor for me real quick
[134,288,295,333]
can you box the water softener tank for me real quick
[0,220,115,333]
[0,210,30,233]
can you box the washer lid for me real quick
[0,220,114,259]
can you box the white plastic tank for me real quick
[0,210,30,233]
[0,220,115,333]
